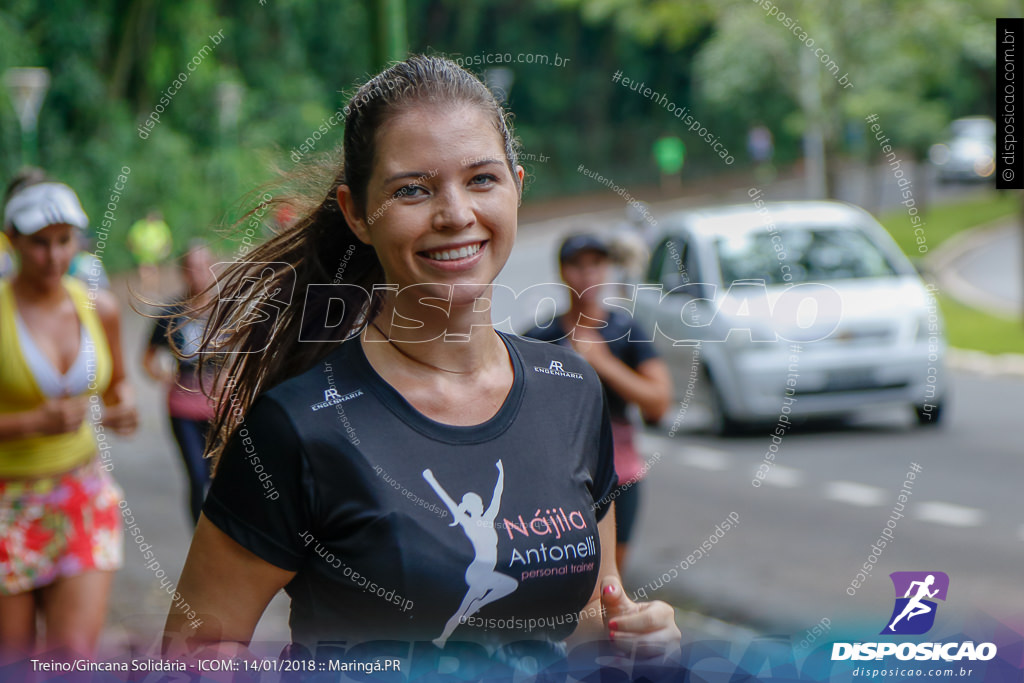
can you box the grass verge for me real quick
[878,189,1017,257]
[877,189,1022,355]
[936,293,1024,356]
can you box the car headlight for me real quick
[975,155,995,178]
[915,314,943,342]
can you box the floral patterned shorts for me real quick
[0,458,124,595]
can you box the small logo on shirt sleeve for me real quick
[533,359,584,380]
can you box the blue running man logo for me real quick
[881,571,949,635]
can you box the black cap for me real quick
[559,234,610,264]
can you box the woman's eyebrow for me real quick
[463,158,503,169]
[382,170,433,184]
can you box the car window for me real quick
[650,236,696,288]
[951,119,994,141]
[715,226,899,285]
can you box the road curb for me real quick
[922,215,1024,377]
[947,347,1024,379]
[925,216,1018,316]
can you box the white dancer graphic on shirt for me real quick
[423,460,518,647]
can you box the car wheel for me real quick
[704,367,745,437]
[914,400,944,427]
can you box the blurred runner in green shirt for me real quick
[128,210,172,292]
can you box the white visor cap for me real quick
[4,182,89,235]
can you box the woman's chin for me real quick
[448,282,498,309]
[391,278,495,309]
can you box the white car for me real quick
[634,201,946,435]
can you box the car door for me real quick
[637,232,712,400]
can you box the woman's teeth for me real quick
[425,242,482,261]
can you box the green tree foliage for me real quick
[564,0,1005,199]
[0,0,1002,271]
[694,0,1004,197]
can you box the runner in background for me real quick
[127,209,172,293]
[142,242,218,525]
[67,230,110,290]
[0,173,138,661]
[0,168,110,290]
[609,201,656,285]
[747,123,775,183]
[0,169,48,281]
[525,234,672,571]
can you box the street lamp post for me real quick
[4,67,51,166]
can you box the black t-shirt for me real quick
[203,331,617,648]
[524,309,659,421]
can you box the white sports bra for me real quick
[13,310,96,398]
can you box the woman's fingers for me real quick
[608,600,675,635]
[607,600,681,657]
[600,577,641,625]
[609,629,681,660]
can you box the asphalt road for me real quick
[495,180,1021,645]
[627,368,1024,638]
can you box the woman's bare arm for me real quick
[163,515,296,660]
[571,330,672,423]
[95,289,138,435]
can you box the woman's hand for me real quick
[600,575,681,659]
[568,323,672,423]
[569,325,614,364]
[102,401,139,436]
[36,397,89,435]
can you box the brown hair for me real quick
[198,54,521,466]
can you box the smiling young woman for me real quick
[164,55,680,670]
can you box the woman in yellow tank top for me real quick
[0,171,138,661]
